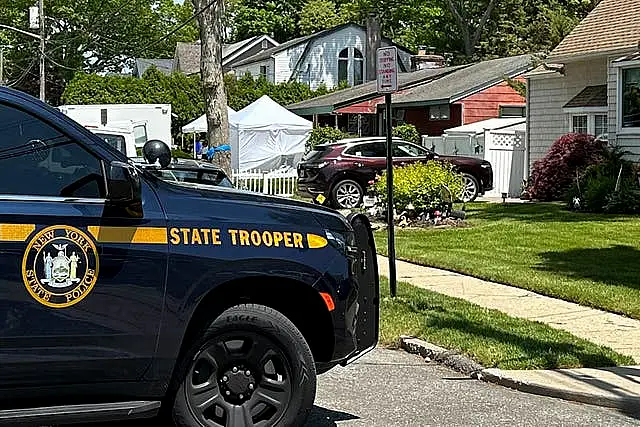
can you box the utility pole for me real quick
[38,0,45,101]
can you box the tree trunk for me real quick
[192,0,231,176]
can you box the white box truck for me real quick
[58,104,173,148]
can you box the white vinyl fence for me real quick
[232,168,298,197]
[423,129,526,198]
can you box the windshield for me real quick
[94,133,126,155]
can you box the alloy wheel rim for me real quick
[185,332,293,427]
[336,183,361,208]
[461,176,477,202]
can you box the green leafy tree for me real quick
[0,0,198,102]
[225,0,305,42]
[299,0,346,35]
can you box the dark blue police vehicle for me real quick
[0,87,379,426]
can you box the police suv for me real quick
[0,87,379,426]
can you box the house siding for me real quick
[527,58,608,168]
[402,104,463,136]
[273,43,308,84]
[458,79,526,125]
[607,52,640,161]
[223,41,278,72]
[233,58,275,83]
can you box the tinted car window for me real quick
[152,169,233,188]
[345,142,386,157]
[95,133,126,155]
[0,103,105,198]
[393,142,427,157]
[303,147,330,162]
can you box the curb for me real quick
[479,368,640,415]
[399,336,484,377]
[399,336,640,415]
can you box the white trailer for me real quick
[59,104,173,148]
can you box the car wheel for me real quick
[172,304,316,427]
[332,180,363,209]
[460,173,480,202]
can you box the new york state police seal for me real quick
[22,225,99,308]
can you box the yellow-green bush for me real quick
[374,161,464,212]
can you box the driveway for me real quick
[73,349,640,426]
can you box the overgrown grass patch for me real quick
[379,278,634,369]
[375,202,640,319]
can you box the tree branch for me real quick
[471,0,498,48]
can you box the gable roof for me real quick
[287,65,466,115]
[287,54,532,115]
[135,58,173,77]
[390,54,533,107]
[174,42,201,74]
[232,23,414,68]
[563,85,608,109]
[174,36,279,74]
[549,0,640,61]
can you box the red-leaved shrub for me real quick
[528,133,606,201]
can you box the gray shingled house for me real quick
[526,0,640,173]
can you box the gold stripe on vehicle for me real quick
[87,226,168,244]
[0,224,35,242]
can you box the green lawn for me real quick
[375,202,640,319]
[379,278,633,369]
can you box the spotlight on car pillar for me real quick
[143,140,171,168]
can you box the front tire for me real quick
[172,304,316,427]
[460,173,480,202]
[332,179,363,209]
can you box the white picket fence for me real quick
[232,168,299,197]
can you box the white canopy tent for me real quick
[229,95,312,172]
[181,107,237,134]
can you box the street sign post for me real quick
[377,46,398,297]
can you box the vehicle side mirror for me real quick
[107,161,142,204]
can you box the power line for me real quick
[135,0,215,57]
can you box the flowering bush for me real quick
[374,161,464,213]
[528,133,606,201]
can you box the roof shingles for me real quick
[549,0,640,60]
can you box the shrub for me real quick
[528,133,606,201]
[172,149,193,159]
[374,161,464,213]
[567,147,640,214]
[307,126,353,150]
[392,124,420,144]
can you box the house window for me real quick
[572,115,588,133]
[338,48,349,85]
[569,113,607,139]
[429,105,450,121]
[354,49,364,86]
[259,65,267,78]
[595,114,608,138]
[621,67,640,129]
[261,39,269,49]
[500,105,526,117]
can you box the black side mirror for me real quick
[143,140,172,168]
[107,161,142,204]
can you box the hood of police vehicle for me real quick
[155,180,352,232]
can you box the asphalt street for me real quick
[79,349,640,427]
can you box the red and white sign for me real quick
[376,46,398,94]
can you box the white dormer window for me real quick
[261,39,269,50]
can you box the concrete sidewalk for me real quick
[379,256,640,411]
[378,255,640,362]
